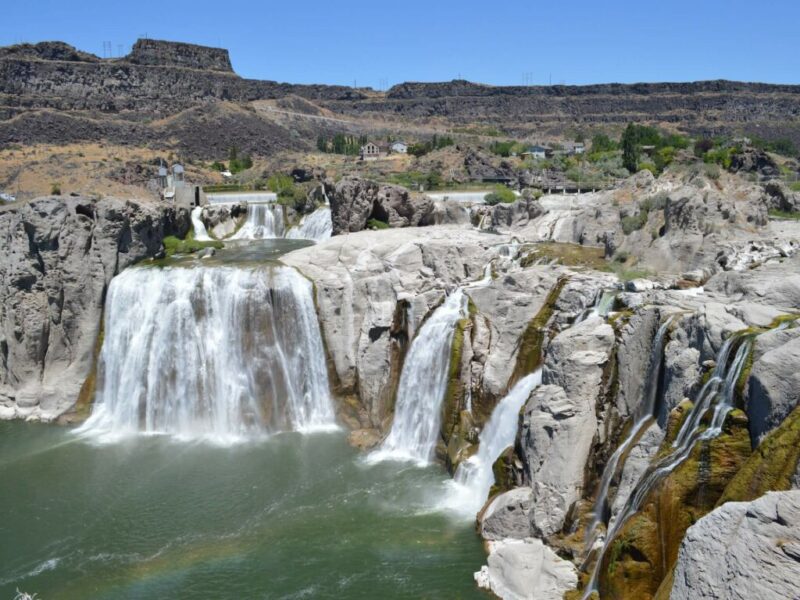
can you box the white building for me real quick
[390,141,408,154]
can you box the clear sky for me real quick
[3,0,798,88]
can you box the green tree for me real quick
[621,123,640,173]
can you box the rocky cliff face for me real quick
[329,176,435,234]
[0,197,187,421]
[127,39,233,72]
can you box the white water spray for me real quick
[442,370,543,517]
[368,289,468,465]
[232,203,285,239]
[76,265,336,443]
[286,206,332,241]
[191,206,212,241]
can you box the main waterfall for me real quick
[368,289,468,465]
[77,265,336,442]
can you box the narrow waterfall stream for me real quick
[76,264,336,443]
[581,332,757,599]
[368,289,468,465]
[586,316,673,539]
[191,206,212,241]
[442,370,543,516]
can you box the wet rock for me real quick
[670,491,800,600]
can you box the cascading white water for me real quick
[368,289,468,465]
[585,317,673,541]
[576,289,618,323]
[191,206,212,241]
[442,370,543,517]
[205,192,277,205]
[232,203,285,239]
[581,332,755,599]
[286,206,332,241]
[76,265,336,443]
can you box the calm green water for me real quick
[0,422,487,599]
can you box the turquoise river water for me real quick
[0,422,487,599]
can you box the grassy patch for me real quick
[366,218,389,230]
[162,233,223,257]
[520,242,608,270]
[768,209,800,220]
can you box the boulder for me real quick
[330,176,434,234]
[474,537,578,600]
[670,491,800,600]
[520,317,615,536]
[764,181,800,213]
[479,488,535,541]
[729,147,780,177]
[746,328,800,444]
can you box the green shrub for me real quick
[621,210,649,234]
[162,234,223,257]
[639,192,668,212]
[50,182,61,196]
[704,163,721,179]
[267,173,294,195]
[694,138,715,157]
[210,161,226,172]
[483,185,517,205]
[591,133,618,153]
[367,218,389,230]
[789,182,800,192]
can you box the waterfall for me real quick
[576,289,617,323]
[368,289,468,465]
[232,203,285,239]
[442,370,543,517]
[76,265,336,443]
[581,332,755,599]
[585,316,673,541]
[191,206,212,241]
[286,207,332,241]
[205,192,277,205]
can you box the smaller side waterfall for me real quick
[286,207,332,241]
[581,332,756,599]
[191,206,212,241]
[232,203,285,239]
[586,316,673,540]
[442,370,543,517]
[368,289,468,465]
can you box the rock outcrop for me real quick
[670,491,800,600]
[329,176,434,235]
[0,196,187,420]
[474,537,578,600]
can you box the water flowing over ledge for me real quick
[286,206,333,242]
[442,370,543,518]
[232,203,285,239]
[76,264,336,444]
[367,289,468,466]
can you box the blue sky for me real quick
[4,0,799,88]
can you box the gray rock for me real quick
[480,488,535,541]
[746,328,800,444]
[670,491,800,600]
[330,176,434,235]
[474,537,578,600]
[520,317,615,536]
[0,196,187,420]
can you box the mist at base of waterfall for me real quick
[0,422,486,600]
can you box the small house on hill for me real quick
[523,145,550,160]
[359,142,387,160]
[390,141,408,154]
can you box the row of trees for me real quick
[210,146,253,174]
[316,134,368,155]
[407,134,455,157]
